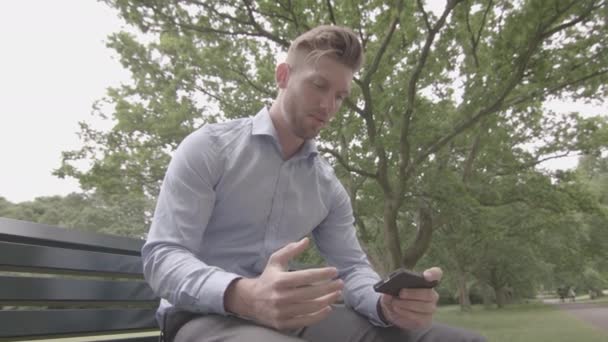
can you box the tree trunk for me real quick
[482,286,493,309]
[495,287,506,308]
[402,205,433,268]
[457,271,472,311]
[382,199,402,271]
[360,240,387,276]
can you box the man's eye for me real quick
[313,81,326,89]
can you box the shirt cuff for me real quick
[361,291,392,327]
[376,296,393,326]
[196,269,242,315]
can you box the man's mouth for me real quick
[310,115,327,125]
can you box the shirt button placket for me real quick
[264,161,288,259]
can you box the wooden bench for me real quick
[0,217,160,341]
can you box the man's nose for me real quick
[320,93,336,113]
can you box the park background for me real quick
[1,1,607,340]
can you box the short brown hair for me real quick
[286,25,364,72]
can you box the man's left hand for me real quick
[379,267,442,330]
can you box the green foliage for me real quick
[579,267,608,293]
[49,0,608,306]
[0,193,151,238]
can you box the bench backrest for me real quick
[0,217,160,341]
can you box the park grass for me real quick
[435,302,607,342]
[578,295,608,305]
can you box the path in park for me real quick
[546,300,608,333]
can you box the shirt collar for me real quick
[252,107,319,160]
[251,107,277,138]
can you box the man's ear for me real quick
[276,63,291,89]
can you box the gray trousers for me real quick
[167,305,486,342]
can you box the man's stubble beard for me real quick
[281,98,320,141]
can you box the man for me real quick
[143,25,485,342]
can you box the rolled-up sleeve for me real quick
[142,129,240,315]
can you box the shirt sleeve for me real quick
[312,180,391,327]
[141,128,240,315]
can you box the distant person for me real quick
[568,287,576,302]
[558,287,564,302]
[557,286,567,302]
[142,25,486,342]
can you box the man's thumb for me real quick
[267,237,309,269]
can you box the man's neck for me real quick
[268,104,305,160]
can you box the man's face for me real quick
[280,55,354,140]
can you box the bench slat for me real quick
[0,276,158,302]
[0,217,144,255]
[0,309,158,338]
[0,241,144,275]
[0,219,161,341]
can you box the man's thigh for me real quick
[298,305,486,342]
[172,305,486,342]
[174,314,304,342]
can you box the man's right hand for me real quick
[224,237,344,330]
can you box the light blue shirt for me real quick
[142,107,386,328]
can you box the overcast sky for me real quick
[0,1,129,203]
[0,1,606,204]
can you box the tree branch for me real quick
[326,0,337,24]
[362,0,403,84]
[166,19,291,47]
[242,0,291,47]
[540,1,600,39]
[226,66,274,97]
[476,0,492,46]
[462,127,484,184]
[397,0,464,203]
[464,0,492,68]
[194,84,223,104]
[319,147,378,179]
[505,68,608,108]
[272,0,300,30]
[416,0,432,32]
[464,5,480,68]
[181,0,250,26]
[406,0,592,178]
[494,152,578,176]
[343,94,365,117]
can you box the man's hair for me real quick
[286,25,364,72]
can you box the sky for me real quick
[0,1,129,203]
[0,1,606,204]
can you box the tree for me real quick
[57,0,608,270]
[0,193,150,238]
[424,165,586,308]
[570,153,608,296]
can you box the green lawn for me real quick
[577,295,608,305]
[435,303,607,342]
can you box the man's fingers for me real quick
[381,294,433,330]
[423,267,443,282]
[380,293,394,316]
[398,288,439,302]
[380,293,395,308]
[284,279,343,301]
[390,297,437,315]
[267,237,310,269]
[279,290,342,318]
[276,267,338,288]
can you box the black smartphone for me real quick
[373,268,439,296]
